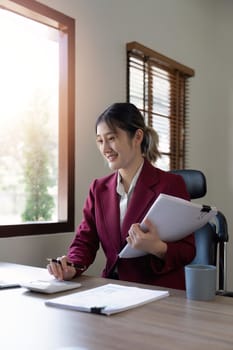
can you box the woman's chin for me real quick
[108,161,119,171]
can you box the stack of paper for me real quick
[45,283,169,315]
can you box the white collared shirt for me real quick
[116,162,144,227]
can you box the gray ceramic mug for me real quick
[185,264,216,301]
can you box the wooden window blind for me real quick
[127,41,194,170]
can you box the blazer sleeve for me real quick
[67,181,100,272]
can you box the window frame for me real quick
[0,0,75,237]
[127,41,195,170]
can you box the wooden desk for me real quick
[1,262,233,350]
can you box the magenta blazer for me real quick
[68,160,196,290]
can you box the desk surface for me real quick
[1,262,233,350]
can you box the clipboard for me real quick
[119,193,217,259]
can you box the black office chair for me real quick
[170,169,230,295]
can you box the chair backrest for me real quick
[171,169,207,199]
[170,169,229,292]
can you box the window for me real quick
[0,0,75,237]
[127,41,194,170]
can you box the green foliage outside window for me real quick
[21,96,55,222]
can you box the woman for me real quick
[48,102,195,289]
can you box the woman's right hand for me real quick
[47,255,76,281]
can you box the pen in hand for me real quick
[47,258,86,271]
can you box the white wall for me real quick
[1,0,233,289]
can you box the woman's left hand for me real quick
[127,218,167,259]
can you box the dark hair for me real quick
[95,102,160,163]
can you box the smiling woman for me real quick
[0,0,75,237]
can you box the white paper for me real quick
[45,283,169,315]
[119,193,217,258]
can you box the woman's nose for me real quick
[102,140,111,153]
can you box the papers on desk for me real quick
[45,283,169,315]
[119,193,217,259]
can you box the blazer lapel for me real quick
[99,173,122,253]
[121,160,160,243]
